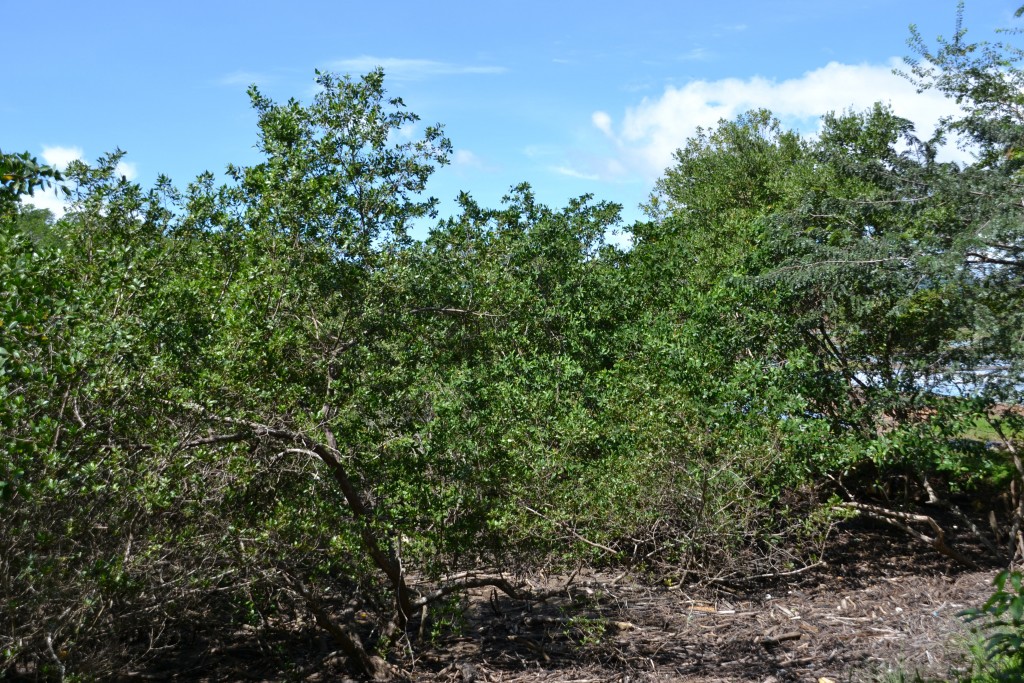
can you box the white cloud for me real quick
[329,56,507,80]
[116,160,138,181]
[594,58,966,180]
[41,145,83,170]
[32,146,84,218]
[28,148,138,217]
[592,111,613,137]
[19,187,69,219]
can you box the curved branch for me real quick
[841,501,978,568]
[160,399,416,620]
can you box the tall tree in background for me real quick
[635,5,1024,565]
[899,3,1024,555]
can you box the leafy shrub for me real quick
[961,570,1024,681]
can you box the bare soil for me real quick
[401,528,994,683]
[124,515,1004,683]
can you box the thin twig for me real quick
[521,503,618,555]
[409,307,504,318]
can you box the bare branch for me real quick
[178,433,250,449]
[520,503,618,555]
[841,501,978,568]
[966,251,1022,267]
[158,399,417,620]
[409,307,503,318]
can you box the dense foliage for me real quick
[2,10,1023,681]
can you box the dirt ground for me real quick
[134,516,1001,683]
[397,535,995,683]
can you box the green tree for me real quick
[550,113,828,579]
[636,1,1024,562]
[0,149,63,219]
[5,70,642,680]
[898,3,1024,559]
[2,71,461,679]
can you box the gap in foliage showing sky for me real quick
[3,1,1017,237]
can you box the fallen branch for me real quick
[760,631,803,647]
[840,501,978,568]
[728,561,826,583]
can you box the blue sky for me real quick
[3,1,1019,237]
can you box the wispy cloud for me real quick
[522,144,558,159]
[524,135,631,185]
[621,80,656,93]
[550,165,600,181]
[453,149,482,167]
[592,58,966,180]
[328,56,507,80]
[450,149,499,174]
[678,47,712,61]
[387,123,419,145]
[217,70,273,87]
